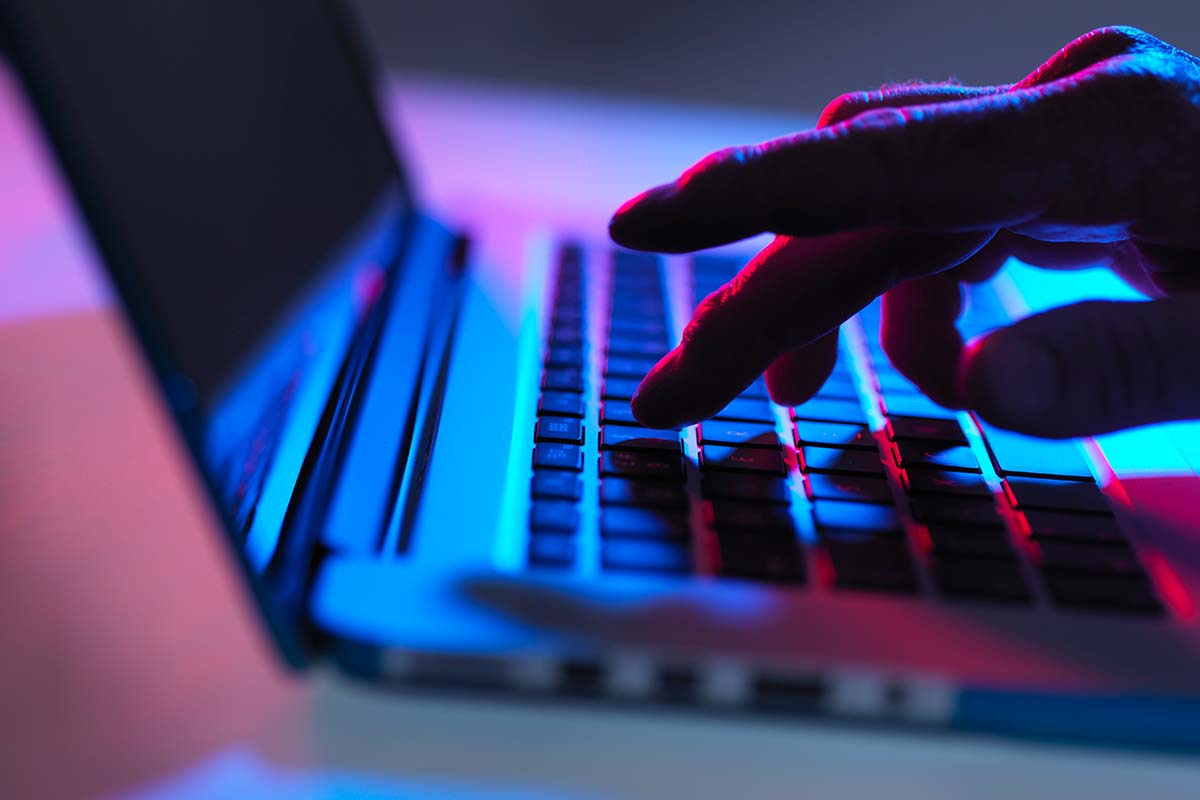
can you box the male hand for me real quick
[611,27,1200,438]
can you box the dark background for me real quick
[355,0,1200,111]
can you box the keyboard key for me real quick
[556,276,583,297]
[605,355,658,378]
[602,508,690,541]
[608,320,668,342]
[822,534,917,593]
[549,309,583,328]
[718,537,806,584]
[702,472,792,504]
[1037,540,1141,575]
[532,470,582,500]
[933,556,1031,603]
[558,242,584,269]
[601,478,688,509]
[894,441,980,473]
[792,397,866,423]
[888,416,967,445]
[1026,510,1125,543]
[828,363,857,382]
[713,397,776,423]
[600,426,681,452]
[699,420,780,448]
[608,338,669,359]
[528,535,576,567]
[701,445,787,475]
[609,300,668,322]
[812,499,901,532]
[601,450,686,482]
[805,473,893,504]
[798,445,885,476]
[1044,573,1161,614]
[693,254,744,276]
[533,443,583,471]
[539,392,585,418]
[542,368,584,393]
[549,327,584,347]
[545,346,584,369]
[602,540,691,575]
[879,392,956,419]
[530,501,580,533]
[601,401,638,425]
[903,468,991,498]
[1004,478,1110,515]
[815,375,859,401]
[976,421,1094,481]
[873,369,919,394]
[535,417,584,445]
[602,377,642,400]
[793,419,875,450]
[924,522,1014,558]
[613,250,660,272]
[909,495,1000,526]
[611,301,664,320]
[710,502,795,535]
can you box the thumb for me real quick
[960,296,1200,438]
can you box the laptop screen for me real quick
[2,0,416,652]
[0,0,409,406]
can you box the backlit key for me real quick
[895,441,980,473]
[601,450,686,482]
[534,443,583,471]
[535,417,584,445]
[806,473,893,504]
[600,426,681,452]
[793,419,874,450]
[601,508,690,541]
[701,445,787,475]
[798,445,885,476]
[699,420,779,448]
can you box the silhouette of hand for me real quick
[611,27,1200,438]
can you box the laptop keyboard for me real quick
[526,244,1164,616]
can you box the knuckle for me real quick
[682,269,795,358]
[678,145,750,189]
[843,106,924,226]
[818,91,874,127]
[1081,26,1157,53]
[681,287,731,349]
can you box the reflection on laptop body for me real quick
[4,0,1200,749]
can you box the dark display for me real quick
[0,0,407,404]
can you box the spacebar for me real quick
[974,419,1095,482]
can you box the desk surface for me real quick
[2,65,1199,799]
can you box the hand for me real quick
[610,26,1200,439]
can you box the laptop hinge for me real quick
[263,216,466,654]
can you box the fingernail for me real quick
[963,334,1058,426]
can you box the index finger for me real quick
[631,229,989,428]
[610,74,1098,253]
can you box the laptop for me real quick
[4,0,1200,749]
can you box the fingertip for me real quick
[764,333,840,406]
[764,377,816,408]
[629,349,695,429]
[960,331,1061,436]
[629,394,685,430]
[608,184,677,250]
[630,342,758,428]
